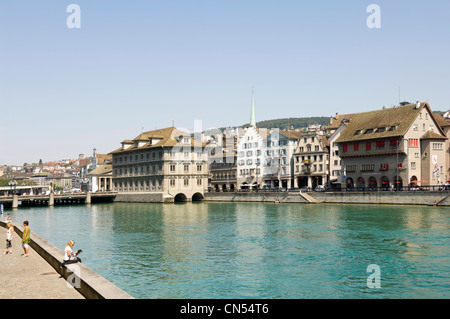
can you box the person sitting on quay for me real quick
[59,240,82,268]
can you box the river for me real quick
[6,202,450,299]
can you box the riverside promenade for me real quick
[0,220,134,299]
[0,234,84,299]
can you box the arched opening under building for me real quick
[394,176,403,190]
[174,193,188,203]
[368,176,377,190]
[214,184,219,192]
[381,176,390,190]
[222,184,227,192]
[192,193,204,202]
[356,177,365,190]
[346,178,354,190]
[230,184,235,192]
[410,175,418,185]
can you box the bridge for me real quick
[0,192,117,209]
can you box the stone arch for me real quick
[356,176,365,189]
[368,176,377,188]
[346,177,354,190]
[192,192,204,202]
[381,176,390,190]
[174,193,188,203]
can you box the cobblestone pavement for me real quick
[0,234,84,299]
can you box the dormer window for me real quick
[364,129,374,134]
[388,126,397,131]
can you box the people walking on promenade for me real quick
[59,240,82,268]
[3,223,13,255]
[21,220,30,257]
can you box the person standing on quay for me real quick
[21,221,30,257]
[3,223,13,255]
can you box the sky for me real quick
[1,0,450,165]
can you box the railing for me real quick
[206,185,450,193]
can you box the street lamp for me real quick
[8,180,17,195]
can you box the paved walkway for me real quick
[0,233,84,299]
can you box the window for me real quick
[343,144,348,152]
[197,164,202,172]
[376,141,385,149]
[408,139,418,147]
[364,129,374,134]
[388,126,397,131]
[170,165,176,172]
[361,164,375,171]
[366,142,372,150]
[170,179,175,187]
[390,139,399,148]
[197,179,202,186]
[413,124,418,131]
[354,143,359,151]
[410,162,416,169]
[184,164,189,172]
[184,179,189,186]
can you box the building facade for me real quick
[110,127,209,202]
[335,102,447,189]
[293,126,330,189]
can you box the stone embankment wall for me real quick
[205,191,450,206]
[114,192,165,203]
[205,192,311,203]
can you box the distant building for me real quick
[335,102,447,189]
[237,126,268,189]
[263,129,301,189]
[433,112,450,184]
[293,126,329,189]
[109,127,209,202]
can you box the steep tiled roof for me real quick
[110,127,206,154]
[421,131,447,140]
[336,102,444,143]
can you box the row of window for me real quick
[114,177,203,191]
[238,149,288,157]
[114,163,204,177]
[114,150,203,164]
[298,145,321,152]
[295,164,324,173]
[342,139,400,152]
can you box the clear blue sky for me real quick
[1,0,449,165]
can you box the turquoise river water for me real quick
[5,202,450,299]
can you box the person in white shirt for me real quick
[59,240,82,268]
[3,223,13,255]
